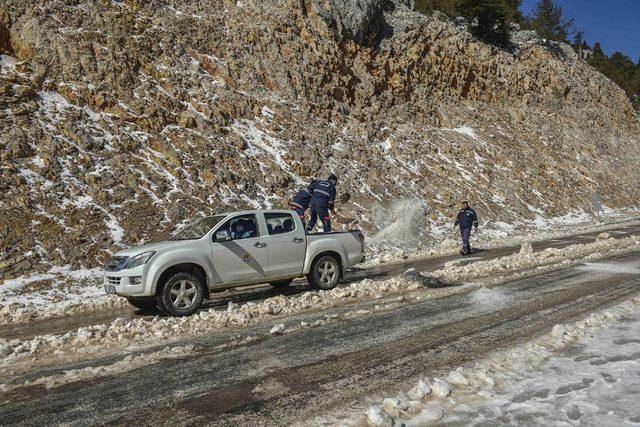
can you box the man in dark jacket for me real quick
[289,179,317,228]
[454,201,478,255]
[306,174,337,233]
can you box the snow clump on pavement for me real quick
[19,345,197,390]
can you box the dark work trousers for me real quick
[460,227,472,254]
[290,206,306,229]
[306,205,331,233]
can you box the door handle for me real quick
[293,237,304,243]
[254,242,267,248]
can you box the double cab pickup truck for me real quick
[103,210,365,316]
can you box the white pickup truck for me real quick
[103,210,365,316]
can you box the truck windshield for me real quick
[169,215,227,240]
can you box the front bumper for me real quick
[103,265,152,297]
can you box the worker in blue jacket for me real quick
[306,174,338,233]
[289,179,317,228]
[454,201,478,255]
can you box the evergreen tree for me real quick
[458,0,511,43]
[573,31,584,50]
[527,0,574,42]
[415,0,523,44]
[587,43,640,110]
[503,0,524,25]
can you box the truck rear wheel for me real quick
[156,272,205,317]
[307,255,342,290]
[126,297,158,311]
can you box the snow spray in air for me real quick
[369,198,430,248]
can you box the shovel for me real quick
[335,192,358,229]
[338,193,351,204]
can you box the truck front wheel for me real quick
[307,255,342,290]
[157,272,205,317]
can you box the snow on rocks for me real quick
[362,295,640,426]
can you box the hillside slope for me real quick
[0,0,638,277]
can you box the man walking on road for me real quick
[289,179,317,228]
[454,200,478,256]
[306,174,338,233]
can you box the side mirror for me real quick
[214,230,231,242]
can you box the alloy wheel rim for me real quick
[169,280,198,309]
[318,261,338,286]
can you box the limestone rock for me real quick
[0,0,637,277]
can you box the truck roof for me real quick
[216,209,295,217]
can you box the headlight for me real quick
[124,251,156,269]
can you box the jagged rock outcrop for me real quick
[0,0,638,277]
[311,0,391,46]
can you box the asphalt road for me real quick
[1,250,639,425]
[1,219,639,342]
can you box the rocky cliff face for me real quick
[0,0,638,277]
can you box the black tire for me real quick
[307,254,342,290]
[156,272,205,317]
[269,279,294,288]
[126,297,158,311]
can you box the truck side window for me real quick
[265,213,295,235]
[220,214,258,240]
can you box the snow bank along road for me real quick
[0,246,639,425]
[2,220,639,342]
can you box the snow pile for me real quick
[0,297,128,326]
[0,267,126,325]
[433,234,639,283]
[364,295,640,426]
[12,345,197,390]
[0,276,429,364]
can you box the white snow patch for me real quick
[12,345,197,390]
[576,262,640,275]
[0,54,17,73]
[442,125,477,139]
[363,296,640,426]
[469,287,508,310]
